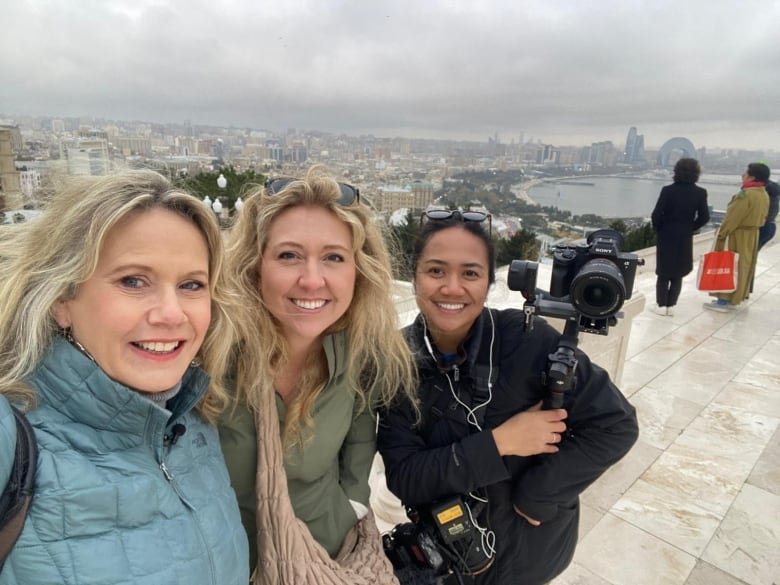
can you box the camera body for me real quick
[383,522,445,574]
[383,496,493,578]
[508,229,644,334]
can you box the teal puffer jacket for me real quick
[0,338,249,585]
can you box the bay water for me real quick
[526,173,741,219]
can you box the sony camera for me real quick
[383,496,493,580]
[508,229,644,334]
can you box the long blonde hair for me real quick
[0,170,235,423]
[226,165,417,446]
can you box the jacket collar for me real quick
[27,336,210,436]
[407,308,489,372]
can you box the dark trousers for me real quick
[656,276,682,307]
[758,222,776,251]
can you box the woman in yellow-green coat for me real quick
[704,163,770,311]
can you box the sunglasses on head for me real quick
[264,177,360,206]
[421,209,492,233]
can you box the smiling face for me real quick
[53,208,212,393]
[414,226,490,353]
[259,205,356,350]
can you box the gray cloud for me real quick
[1,0,778,149]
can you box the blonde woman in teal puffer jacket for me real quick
[0,171,249,585]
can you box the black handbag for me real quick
[0,405,38,570]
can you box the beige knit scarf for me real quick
[252,385,400,585]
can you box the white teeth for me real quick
[293,299,327,310]
[437,303,465,310]
[136,341,180,353]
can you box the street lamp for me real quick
[214,173,229,223]
[203,195,213,208]
[234,197,244,212]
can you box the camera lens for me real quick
[569,258,626,318]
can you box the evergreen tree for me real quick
[387,209,421,280]
[623,222,656,251]
[497,228,541,268]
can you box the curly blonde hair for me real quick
[226,165,417,446]
[0,170,235,423]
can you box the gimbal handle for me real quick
[543,320,579,410]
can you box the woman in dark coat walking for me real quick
[650,158,710,316]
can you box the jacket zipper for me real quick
[158,437,218,585]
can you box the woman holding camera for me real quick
[377,212,638,585]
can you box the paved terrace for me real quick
[372,235,780,585]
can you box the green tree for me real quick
[608,219,628,235]
[604,220,656,251]
[386,209,421,280]
[622,222,657,252]
[496,228,541,268]
[174,166,265,210]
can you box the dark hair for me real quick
[411,218,496,285]
[673,158,701,184]
[747,163,770,183]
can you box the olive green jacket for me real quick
[218,331,377,570]
[714,185,769,304]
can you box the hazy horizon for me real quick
[2,1,778,152]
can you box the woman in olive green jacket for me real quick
[218,167,417,584]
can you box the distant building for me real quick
[0,126,23,209]
[79,127,110,141]
[540,144,559,165]
[60,137,111,176]
[584,141,619,167]
[656,137,697,167]
[409,180,434,209]
[375,181,435,214]
[116,136,153,156]
[623,126,645,164]
[376,186,414,214]
[19,167,42,197]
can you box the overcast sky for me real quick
[2,0,778,150]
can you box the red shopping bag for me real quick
[697,250,738,292]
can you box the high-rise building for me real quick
[587,141,619,167]
[623,126,645,163]
[0,126,23,210]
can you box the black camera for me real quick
[508,229,644,335]
[383,496,493,580]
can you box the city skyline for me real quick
[1,1,778,151]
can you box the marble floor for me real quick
[372,240,780,585]
[551,240,780,585]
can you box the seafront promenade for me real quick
[372,237,780,585]
[510,177,541,205]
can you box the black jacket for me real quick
[377,308,638,585]
[763,180,779,225]
[651,182,710,278]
